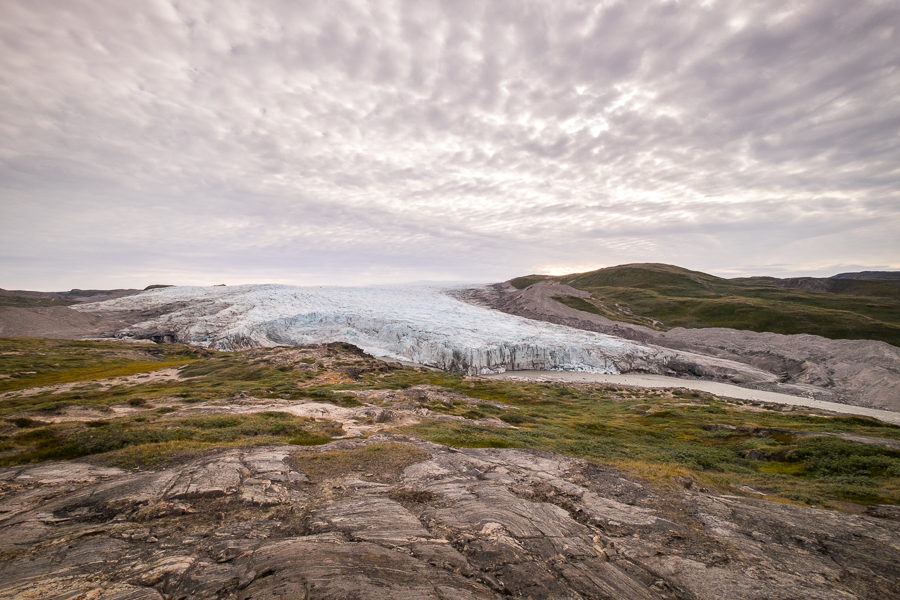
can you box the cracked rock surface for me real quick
[1,436,897,599]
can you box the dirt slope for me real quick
[0,306,135,338]
[0,288,146,339]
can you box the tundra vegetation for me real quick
[513,263,900,345]
[0,337,898,510]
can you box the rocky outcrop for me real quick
[1,437,897,599]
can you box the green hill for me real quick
[510,263,900,346]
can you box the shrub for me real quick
[786,437,900,478]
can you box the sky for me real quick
[1,0,898,290]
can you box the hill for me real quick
[832,271,900,280]
[0,287,140,307]
[509,263,900,346]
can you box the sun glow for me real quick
[539,265,601,276]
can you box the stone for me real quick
[0,439,896,599]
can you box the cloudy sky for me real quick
[1,0,898,290]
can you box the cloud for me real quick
[1,0,898,289]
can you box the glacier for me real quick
[74,284,771,379]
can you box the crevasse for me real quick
[76,284,670,375]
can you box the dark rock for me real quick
[740,449,768,461]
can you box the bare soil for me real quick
[485,371,900,425]
[0,367,183,400]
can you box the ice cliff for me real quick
[75,284,771,380]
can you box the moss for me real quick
[291,443,430,483]
[0,411,339,466]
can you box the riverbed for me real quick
[483,370,900,426]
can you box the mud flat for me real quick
[484,370,900,426]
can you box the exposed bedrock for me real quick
[1,437,897,599]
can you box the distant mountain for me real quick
[831,271,900,280]
[507,263,900,346]
[736,270,900,297]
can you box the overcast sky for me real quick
[1,0,898,290]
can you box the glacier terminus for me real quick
[75,284,776,383]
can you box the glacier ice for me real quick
[74,284,754,378]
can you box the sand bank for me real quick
[483,370,900,426]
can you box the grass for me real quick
[0,340,380,416]
[0,359,197,392]
[0,338,204,392]
[552,295,602,315]
[2,337,898,509]
[510,275,552,290]
[331,369,900,508]
[515,263,900,345]
[0,339,388,466]
[0,411,336,467]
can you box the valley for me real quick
[0,265,897,599]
